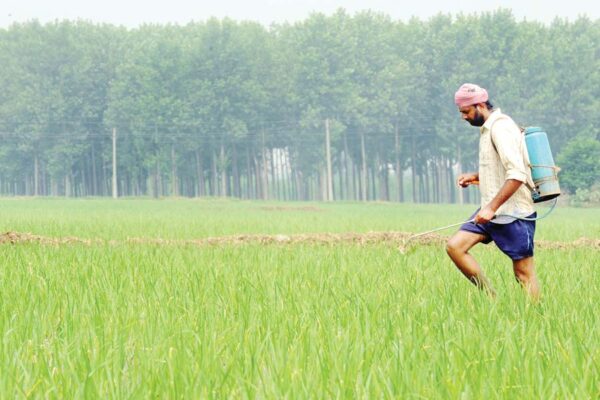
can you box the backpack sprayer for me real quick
[399,126,560,254]
[525,127,561,203]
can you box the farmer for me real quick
[446,83,540,300]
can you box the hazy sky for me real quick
[1,0,598,28]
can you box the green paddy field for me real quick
[0,199,598,398]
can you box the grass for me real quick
[0,198,597,241]
[0,199,598,398]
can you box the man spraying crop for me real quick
[446,83,540,300]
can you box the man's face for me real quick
[459,104,485,127]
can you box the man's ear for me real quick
[474,103,489,114]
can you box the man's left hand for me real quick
[474,206,496,224]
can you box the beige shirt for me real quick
[479,109,534,223]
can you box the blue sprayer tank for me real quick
[524,127,561,203]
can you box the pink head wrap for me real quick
[454,83,489,107]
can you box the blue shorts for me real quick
[459,210,537,261]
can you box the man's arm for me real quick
[474,179,523,224]
[457,172,479,188]
[473,119,530,224]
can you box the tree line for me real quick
[0,9,598,202]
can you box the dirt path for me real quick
[1,231,598,250]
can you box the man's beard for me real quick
[468,110,485,126]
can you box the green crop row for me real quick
[0,199,597,398]
[0,198,597,242]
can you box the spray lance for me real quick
[399,126,561,254]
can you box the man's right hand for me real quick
[457,173,479,188]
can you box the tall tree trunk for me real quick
[337,149,344,201]
[254,154,262,200]
[91,143,98,196]
[394,124,403,202]
[419,170,425,204]
[424,162,430,203]
[324,119,333,201]
[287,157,294,201]
[447,158,455,203]
[381,154,390,201]
[376,151,384,200]
[276,149,283,200]
[101,154,107,196]
[33,153,39,196]
[439,157,447,203]
[40,161,46,195]
[383,159,390,201]
[438,158,443,203]
[288,151,295,200]
[354,162,360,201]
[125,173,131,197]
[293,162,299,201]
[287,150,294,200]
[432,158,439,203]
[270,148,278,200]
[219,144,227,197]
[171,143,178,197]
[154,159,161,198]
[343,134,352,201]
[360,131,367,201]
[245,147,252,199]
[112,128,118,199]
[232,145,240,198]
[65,173,71,198]
[295,167,304,201]
[195,150,205,197]
[370,164,376,201]
[25,174,30,196]
[319,167,326,201]
[280,148,289,201]
[139,172,145,197]
[261,130,269,200]
[81,159,87,197]
[437,158,442,203]
[380,146,390,201]
[211,149,218,196]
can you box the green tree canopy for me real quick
[557,136,600,193]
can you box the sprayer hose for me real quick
[495,197,558,222]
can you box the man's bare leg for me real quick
[513,257,540,301]
[446,230,496,296]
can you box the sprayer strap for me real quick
[489,117,536,192]
[529,164,561,172]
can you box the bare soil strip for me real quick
[1,231,598,250]
[0,231,99,246]
[258,206,325,212]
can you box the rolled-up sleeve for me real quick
[490,120,529,183]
